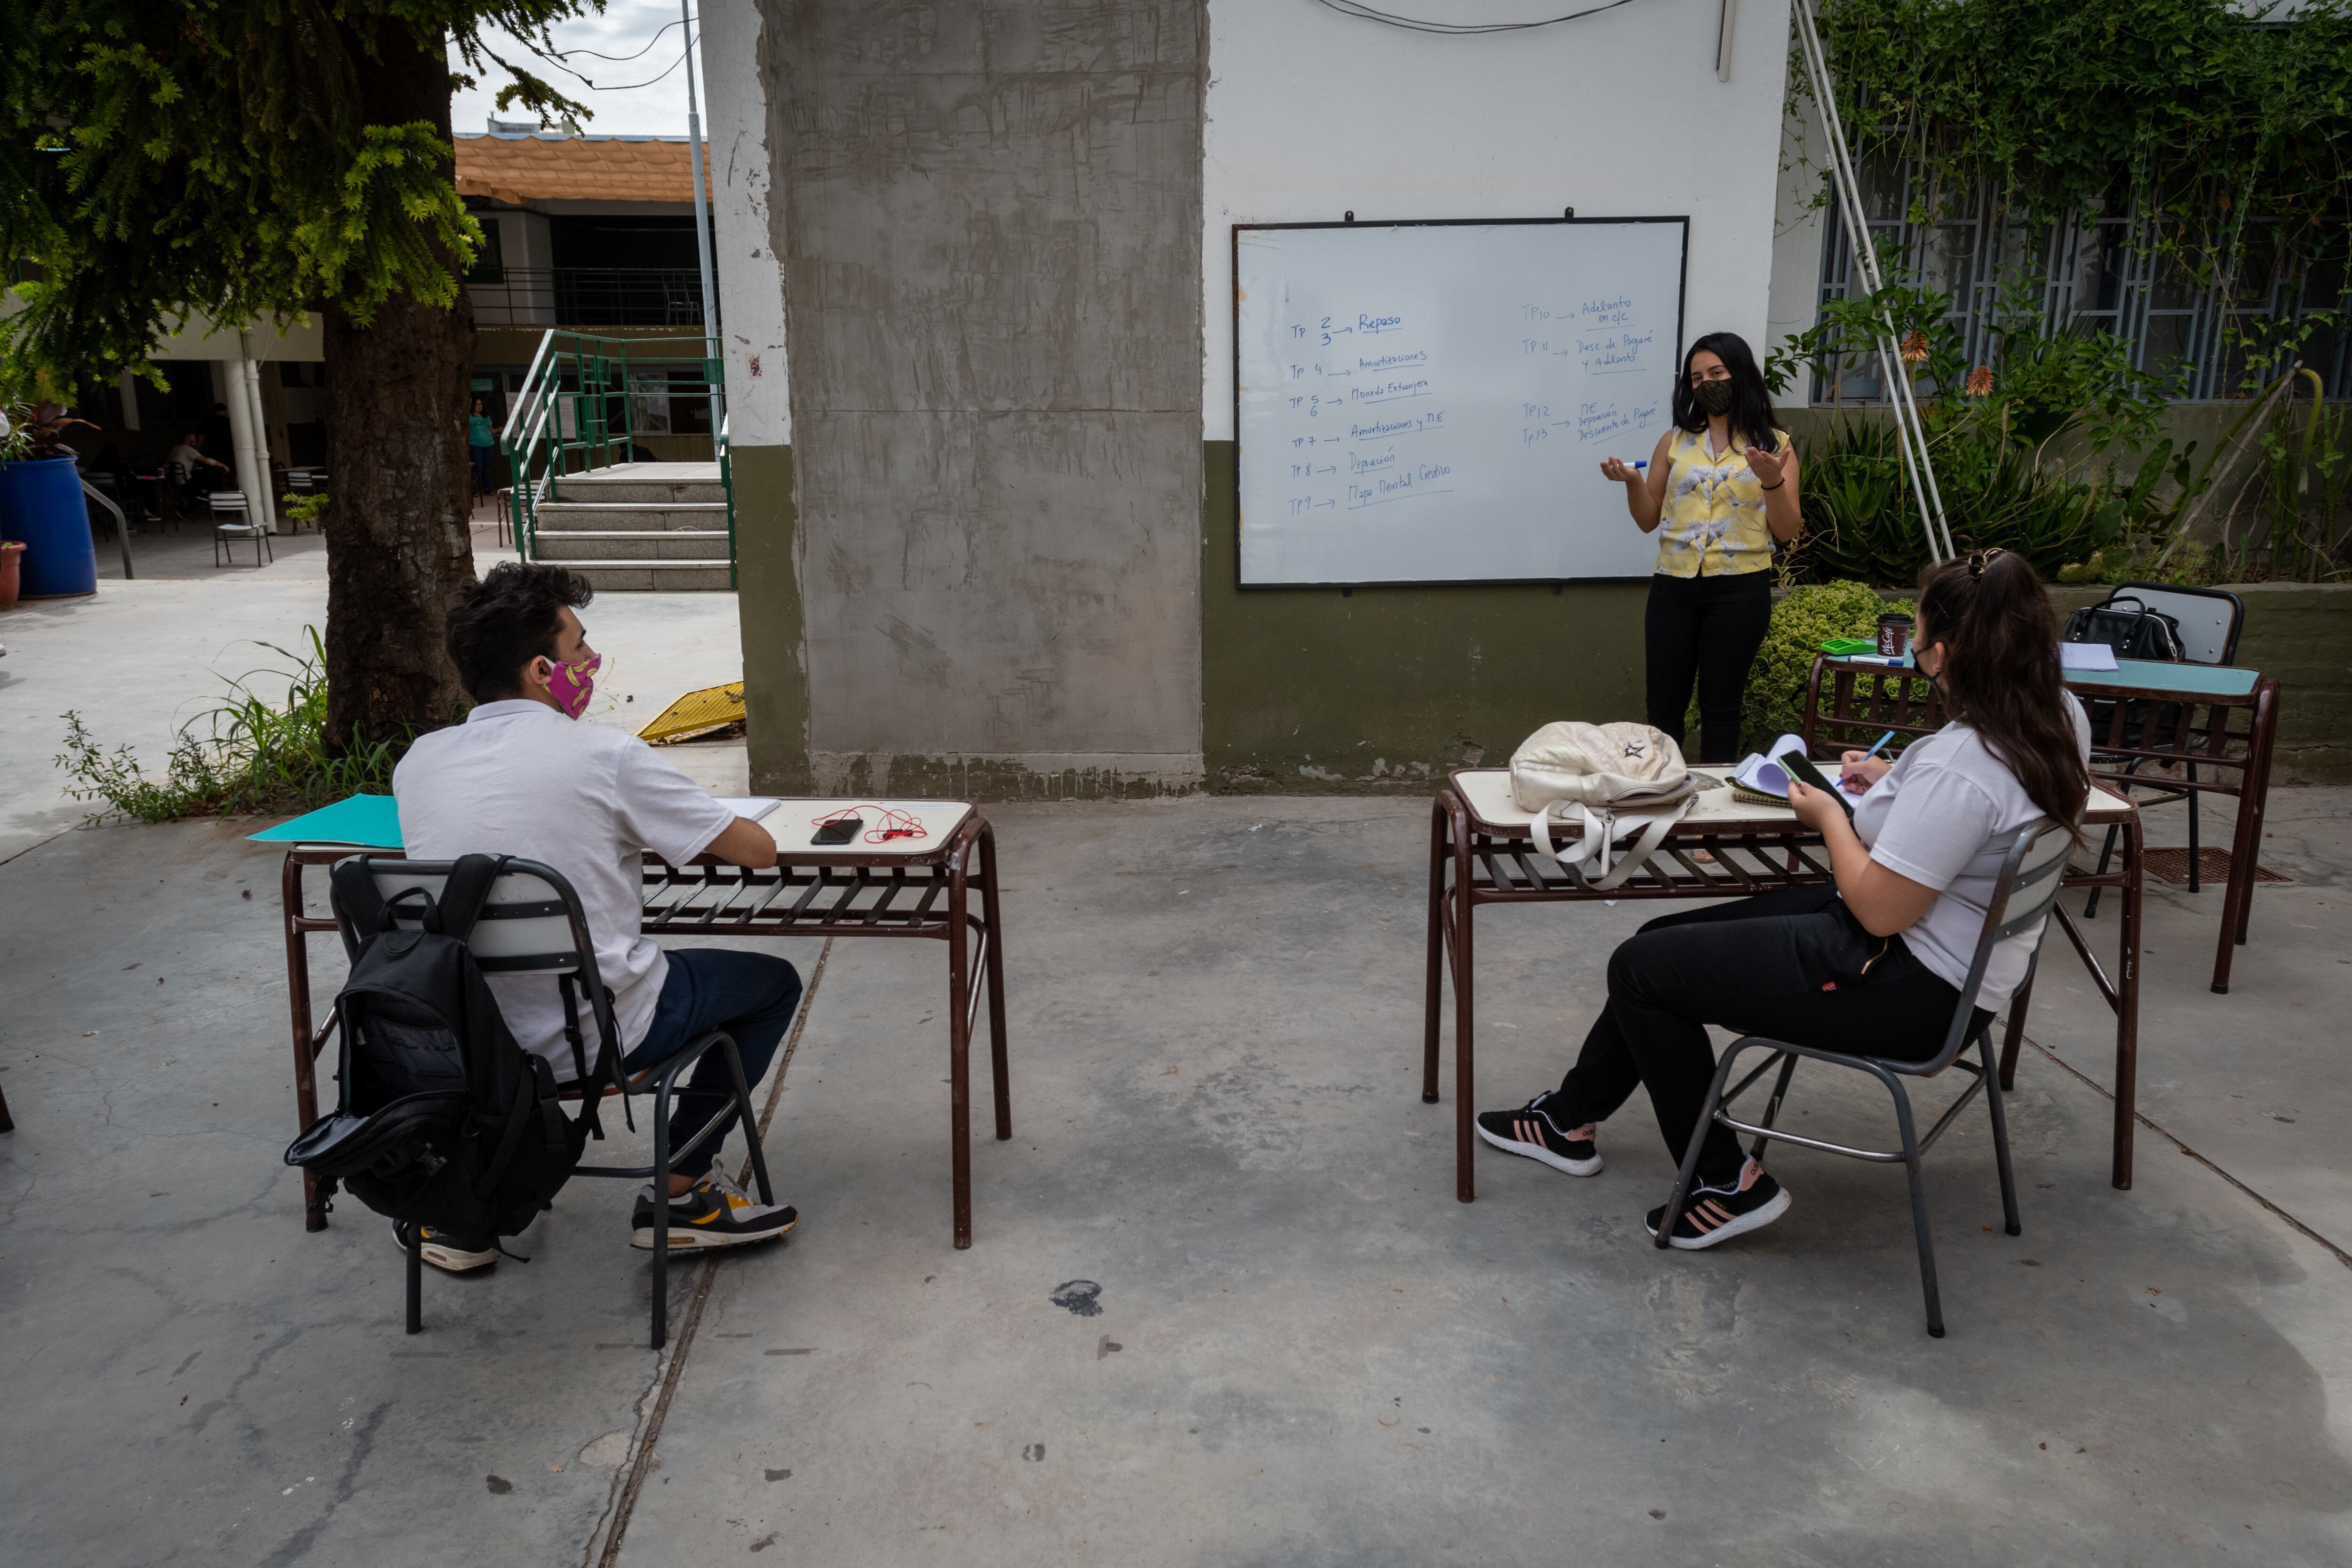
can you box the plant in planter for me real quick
[0,400,104,598]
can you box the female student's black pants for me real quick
[1644,569,1773,764]
[1550,885,1990,1188]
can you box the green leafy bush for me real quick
[1741,581,1913,756]
[53,628,404,825]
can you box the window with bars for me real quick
[1812,161,2352,404]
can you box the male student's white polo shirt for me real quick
[393,699,734,1078]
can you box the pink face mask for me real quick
[545,652,600,719]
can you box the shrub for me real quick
[1742,581,1912,755]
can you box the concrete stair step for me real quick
[532,503,729,532]
[560,562,735,592]
[545,482,728,505]
[534,530,732,561]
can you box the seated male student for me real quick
[392,561,802,1274]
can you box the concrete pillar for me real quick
[235,340,278,532]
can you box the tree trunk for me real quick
[321,19,477,754]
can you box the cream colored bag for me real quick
[1509,722,1699,889]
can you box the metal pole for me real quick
[1792,0,1955,563]
[680,0,725,438]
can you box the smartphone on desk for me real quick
[1775,752,1856,820]
[811,817,862,846]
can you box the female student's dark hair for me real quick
[1670,331,1778,453]
[445,560,594,701]
[1916,548,2089,836]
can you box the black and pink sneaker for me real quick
[1475,1091,1603,1177]
[1646,1163,1791,1250]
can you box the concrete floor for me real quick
[0,516,745,862]
[5,788,2349,1566]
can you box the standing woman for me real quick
[1599,332,1801,763]
[467,397,503,502]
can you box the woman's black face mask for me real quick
[1692,378,1735,415]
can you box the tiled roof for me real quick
[454,133,710,206]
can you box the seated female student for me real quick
[1475,549,2090,1247]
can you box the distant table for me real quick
[272,798,1010,1247]
[2063,659,2280,994]
[1423,770,2146,1194]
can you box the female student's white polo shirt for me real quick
[1849,692,2092,1006]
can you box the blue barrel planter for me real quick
[0,456,98,597]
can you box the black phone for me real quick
[1776,752,1855,819]
[811,817,862,845]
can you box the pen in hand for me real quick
[1840,730,1897,793]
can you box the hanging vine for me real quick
[1802,0,2352,375]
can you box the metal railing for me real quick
[501,330,731,572]
[467,267,707,328]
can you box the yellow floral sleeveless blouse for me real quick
[1653,425,1789,578]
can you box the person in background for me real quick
[1600,332,1802,764]
[203,400,234,460]
[392,561,803,1275]
[1476,550,2087,1250]
[467,397,503,501]
[166,429,231,495]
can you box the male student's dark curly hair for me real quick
[445,561,595,702]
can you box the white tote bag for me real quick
[1509,722,1699,890]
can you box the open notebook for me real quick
[1728,734,1855,818]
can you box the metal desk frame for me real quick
[277,813,1009,1247]
[1423,770,2144,1200]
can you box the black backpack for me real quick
[283,854,622,1242]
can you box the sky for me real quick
[447,0,701,138]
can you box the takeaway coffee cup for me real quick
[1877,613,1915,659]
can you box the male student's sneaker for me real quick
[1645,1163,1791,1250]
[630,1168,798,1250]
[1475,1090,1603,1177]
[391,1221,498,1275]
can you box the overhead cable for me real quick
[1311,0,1651,33]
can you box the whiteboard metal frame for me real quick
[1230,215,1691,590]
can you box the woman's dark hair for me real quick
[1916,549,2087,838]
[1671,331,1780,452]
[445,561,594,702]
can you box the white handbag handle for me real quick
[1531,797,1693,891]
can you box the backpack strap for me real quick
[433,853,511,941]
[473,1055,571,1205]
[329,856,395,961]
[557,974,607,1142]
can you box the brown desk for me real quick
[275,799,1009,1247]
[1423,770,2145,1198]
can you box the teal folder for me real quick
[246,793,405,848]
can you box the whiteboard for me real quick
[1234,219,1687,585]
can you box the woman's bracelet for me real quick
[1760,478,1785,490]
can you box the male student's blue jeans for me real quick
[622,949,804,1180]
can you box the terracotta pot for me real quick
[0,540,24,610]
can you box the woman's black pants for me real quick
[1551,885,1990,1188]
[1644,570,1773,764]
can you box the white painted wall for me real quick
[1202,0,1794,440]
[702,0,790,447]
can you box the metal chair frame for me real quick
[2079,582,2244,907]
[209,490,272,567]
[341,856,776,1348]
[1652,819,2077,1338]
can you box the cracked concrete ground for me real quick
[5,785,2349,1566]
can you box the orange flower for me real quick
[1965,365,1994,397]
[1900,331,1930,365]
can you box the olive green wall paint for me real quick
[1201,440,1651,793]
[731,443,813,795]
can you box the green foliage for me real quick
[1805,0,2352,357]
[280,492,332,528]
[0,0,602,390]
[52,628,403,825]
[1741,581,1916,756]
